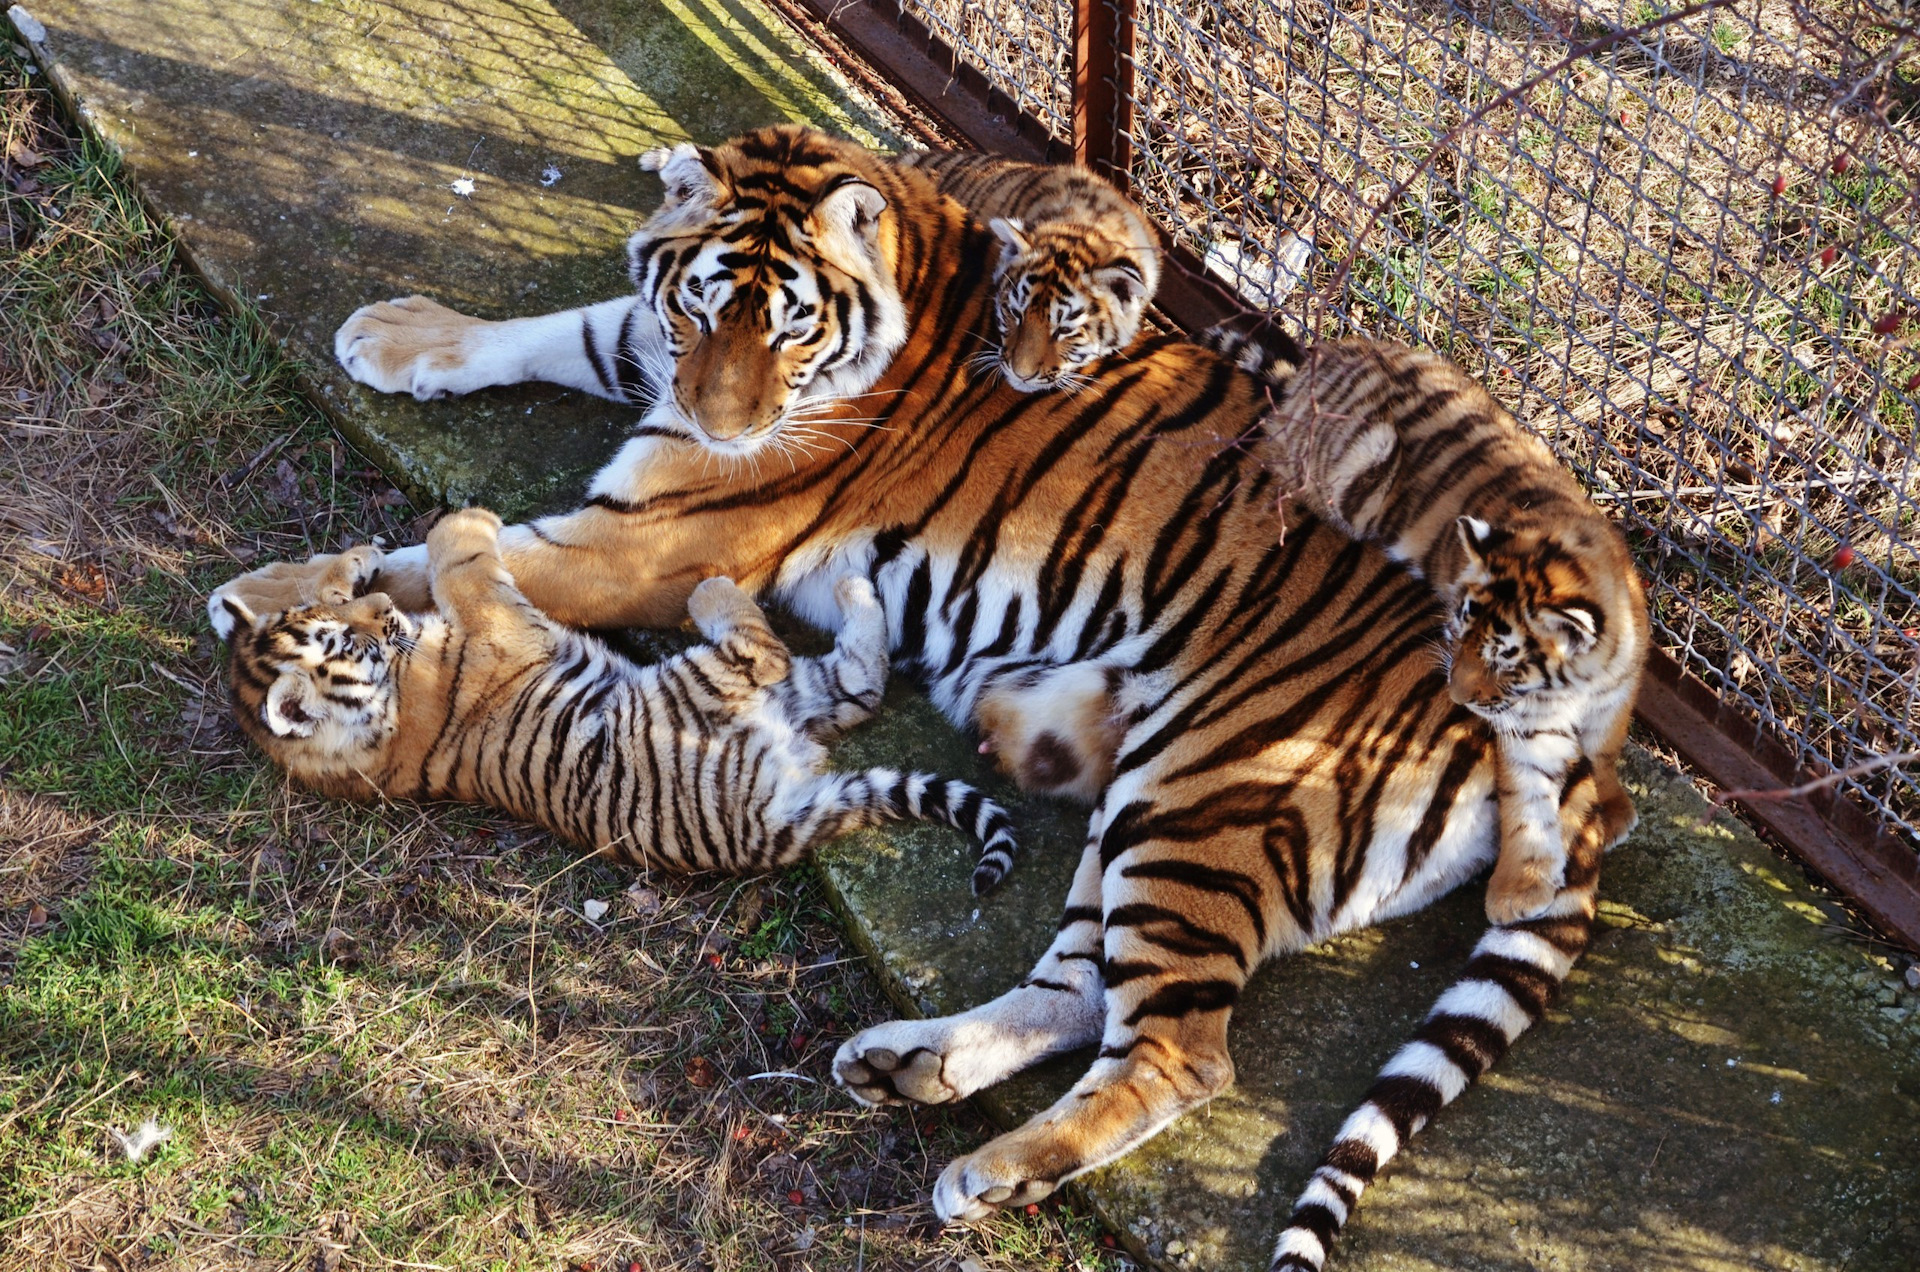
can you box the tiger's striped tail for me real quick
[815,768,1021,896]
[1268,776,1609,1272]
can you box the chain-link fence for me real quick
[899,0,1920,852]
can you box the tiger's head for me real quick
[217,572,416,794]
[1445,514,1636,729]
[627,127,909,454]
[987,218,1150,392]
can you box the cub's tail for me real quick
[1201,320,1306,386]
[1268,761,1611,1272]
[809,768,1020,896]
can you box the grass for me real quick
[911,0,1920,846]
[0,46,1121,1272]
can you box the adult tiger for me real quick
[213,125,1614,1270]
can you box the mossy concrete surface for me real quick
[13,0,899,518]
[14,2,1919,1269]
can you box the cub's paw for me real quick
[316,543,385,604]
[209,552,366,641]
[1485,852,1564,925]
[335,296,491,401]
[933,1138,1065,1223]
[833,1023,963,1108]
[425,507,505,555]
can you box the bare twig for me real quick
[1713,751,1920,808]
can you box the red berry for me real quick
[1619,109,1630,127]
[706,952,723,969]
[614,1107,630,1122]
[1771,173,1787,196]
[629,1263,644,1272]
[1025,1203,1041,1216]
[1905,371,1920,393]
[1830,545,1855,569]
[789,1033,807,1052]
[1819,246,1835,267]
[1832,152,1851,176]
[1101,1234,1117,1248]
[732,1125,751,1141]
[1873,312,1906,335]
[787,1189,805,1205]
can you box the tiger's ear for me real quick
[1092,261,1147,308]
[264,674,324,739]
[808,176,889,275]
[639,143,725,227]
[209,592,259,643]
[1540,604,1602,656]
[989,216,1030,255]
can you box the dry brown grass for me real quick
[909,0,1920,845]
[0,44,1119,1272]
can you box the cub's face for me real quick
[989,219,1146,392]
[1447,517,1609,727]
[626,133,907,454]
[224,593,414,768]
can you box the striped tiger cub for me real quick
[895,150,1160,391]
[210,508,1022,892]
[1216,328,1649,925]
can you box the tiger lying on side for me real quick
[211,508,1022,891]
[974,328,1648,928]
[895,150,1160,392]
[216,124,1619,1271]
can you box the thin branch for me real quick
[1713,751,1920,808]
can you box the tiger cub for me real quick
[212,508,1022,893]
[895,150,1160,392]
[1215,329,1648,923]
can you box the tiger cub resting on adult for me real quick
[978,332,1648,924]
[211,508,1022,891]
[895,150,1160,392]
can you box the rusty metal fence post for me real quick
[1072,0,1134,183]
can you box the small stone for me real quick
[1165,1239,1187,1256]
[1875,985,1899,1006]
[1904,964,1919,991]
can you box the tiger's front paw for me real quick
[209,551,371,641]
[1486,851,1563,925]
[335,296,493,401]
[933,1135,1067,1223]
[317,544,385,604]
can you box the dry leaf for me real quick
[684,1056,720,1089]
[626,883,661,917]
[6,138,45,169]
[581,898,609,922]
[26,901,48,928]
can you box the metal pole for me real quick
[1073,0,1135,181]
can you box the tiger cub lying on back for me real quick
[896,150,1160,391]
[211,508,1022,892]
[975,333,1648,923]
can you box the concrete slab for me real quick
[15,0,899,518]
[15,2,1919,1269]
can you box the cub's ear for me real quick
[1092,261,1147,308]
[1541,604,1602,656]
[264,674,324,739]
[988,216,1030,255]
[807,176,889,275]
[208,592,259,643]
[1456,515,1513,565]
[638,143,725,226]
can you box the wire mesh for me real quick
[899,0,1073,139]
[905,0,1920,848]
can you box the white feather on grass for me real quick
[109,1119,172,1162]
